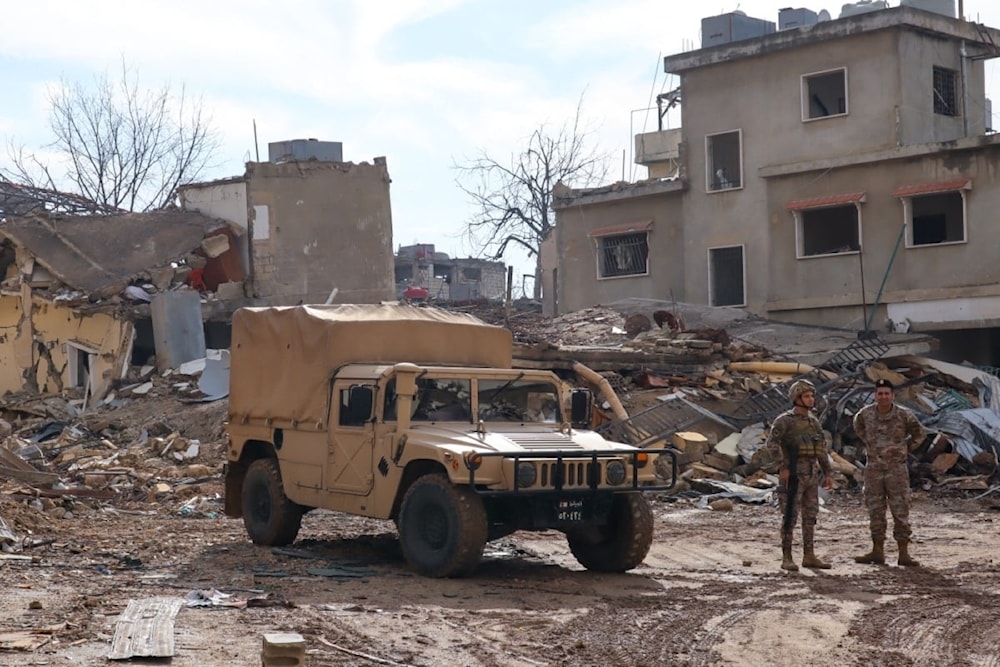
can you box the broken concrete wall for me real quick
[246,160,395,305]
[177,179,251,292]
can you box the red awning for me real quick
[892,179,971,198]
[588,220,653,238]
[785,191,866,211]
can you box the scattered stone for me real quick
[709,499,734,512]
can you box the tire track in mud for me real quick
[850,591,1000,667]
[684,608,758,667]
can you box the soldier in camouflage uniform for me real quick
[853,378,927,567]
[766,379,833,571]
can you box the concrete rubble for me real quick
[0,301,994,551]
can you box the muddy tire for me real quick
[398,474,487,578]
[242,458,303,546]
[567,493,653,572]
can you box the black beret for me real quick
[874,378,894,389]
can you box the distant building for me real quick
[394,244,506,301]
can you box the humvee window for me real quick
[413,378,472,422]
[477,379,560,423]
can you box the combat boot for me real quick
[780,534,798,571]
[801,527,831,569]
[854,538,885,565]
[897,540,920,567]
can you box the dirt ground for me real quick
[3,483,1000,667]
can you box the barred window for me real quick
[933,66,959,117]
[598,233,648,278]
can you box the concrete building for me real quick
[394,244,507,302]
[553,4,1000,363]
[180,140,395,306]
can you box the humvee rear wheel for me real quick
[242,457,303,546]
[398,474,487,578]
[566,493,653,572]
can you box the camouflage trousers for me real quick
[863,459,911,542]
[779,460,820,540]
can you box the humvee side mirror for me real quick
[570,389,593,428]
[345,385,375,425]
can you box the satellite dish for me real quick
[818,9,832,21]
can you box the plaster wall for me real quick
[764,147,1000,330]
[4,299,134,404]
[0,296,24,392]
[676,30,904,311]
[555,192,685,314]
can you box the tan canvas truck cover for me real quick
[229,304,513,428]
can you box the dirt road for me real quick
[2,488,999,667]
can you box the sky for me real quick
[2,0,999,293]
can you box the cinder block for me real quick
[262,632,305,667]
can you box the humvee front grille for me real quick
[540,461,597,488]
[466,448,677,496]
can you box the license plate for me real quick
[556,498,585,522]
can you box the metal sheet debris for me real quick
[108,597,183,660]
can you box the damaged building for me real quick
[551,4,1000,364]
[0,139,399,406]
[0,210,243,406]
[394,243,507,301]
[179,139,396,306]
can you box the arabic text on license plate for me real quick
[557,499,584,522]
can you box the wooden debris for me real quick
[931,453,961,474]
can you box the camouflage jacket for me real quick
[853,403,926,464]
[766,408,830,474]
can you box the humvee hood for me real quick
[406,424,631,454]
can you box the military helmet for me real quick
[788,379,816,403]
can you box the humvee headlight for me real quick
[606,460,627,486]
[515,462,537,488]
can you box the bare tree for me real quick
[4,61,219,212]
[455,99,610,299]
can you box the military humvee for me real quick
[224,304,674,577]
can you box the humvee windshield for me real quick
[382,376,561,424]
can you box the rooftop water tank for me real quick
[839,0,889,18]
[779,7,820,29]
[900,0,957,18]
[701,11,777,47]
[268,139,344,163]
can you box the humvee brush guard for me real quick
[225,304,675,577]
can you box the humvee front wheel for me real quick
[242,457,303,546]
[398,474,487,577]
[566,493,653,572]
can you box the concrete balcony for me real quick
[635,128,682,179]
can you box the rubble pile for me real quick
[0,358,228,549]
[2,301,1000,552]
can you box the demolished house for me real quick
[0,209,244,406]
[507,300,1000,500]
